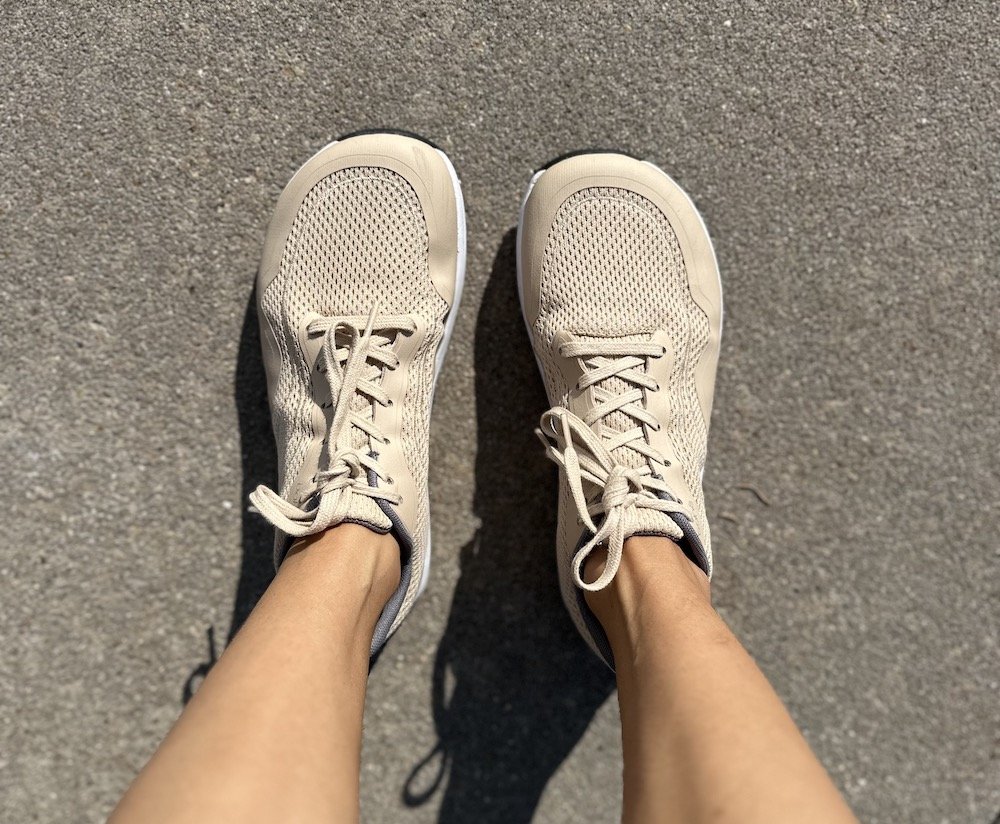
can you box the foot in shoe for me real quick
[517,151,722,666]
[251,132,465,655]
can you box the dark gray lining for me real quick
[368,463,414,658]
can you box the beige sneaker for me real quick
[251,131,465,654]
[517,151,722,665]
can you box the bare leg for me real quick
[586,537,859,824]
[109,524,399,824]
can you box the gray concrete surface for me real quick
[2,2,998,822]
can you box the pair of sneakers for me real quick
[250,131,722,666]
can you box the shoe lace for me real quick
[537,339,692,591]
[250,307,416,537]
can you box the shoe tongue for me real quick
[573,332,653,471]
[330,328,387,454]
[345,494,393,532]
[324,334,393,532]
[618,505,685,542]
[348,367,380,452]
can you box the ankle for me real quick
[584,536,713,655]
[279,523,401,624]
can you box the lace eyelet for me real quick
[386,476,395,485]
[386,399,394,408]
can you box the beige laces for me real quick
[537,339,692,591]
[250,308,415,537]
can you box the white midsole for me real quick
[418,146,466,597]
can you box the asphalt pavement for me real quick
[1,2,998,822]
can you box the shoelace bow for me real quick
[537,339,693,591]
[250,308,416,537]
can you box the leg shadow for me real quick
[183,291,276,702]
[228,291,279,637]
[404,229,616,822]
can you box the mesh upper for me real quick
[260,166,447,608]
[533,186,713,583]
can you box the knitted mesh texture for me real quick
[260,166,447,604]
[533,186,712,609]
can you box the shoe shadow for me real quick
[182,290,276,702]
[404,229,616,822]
